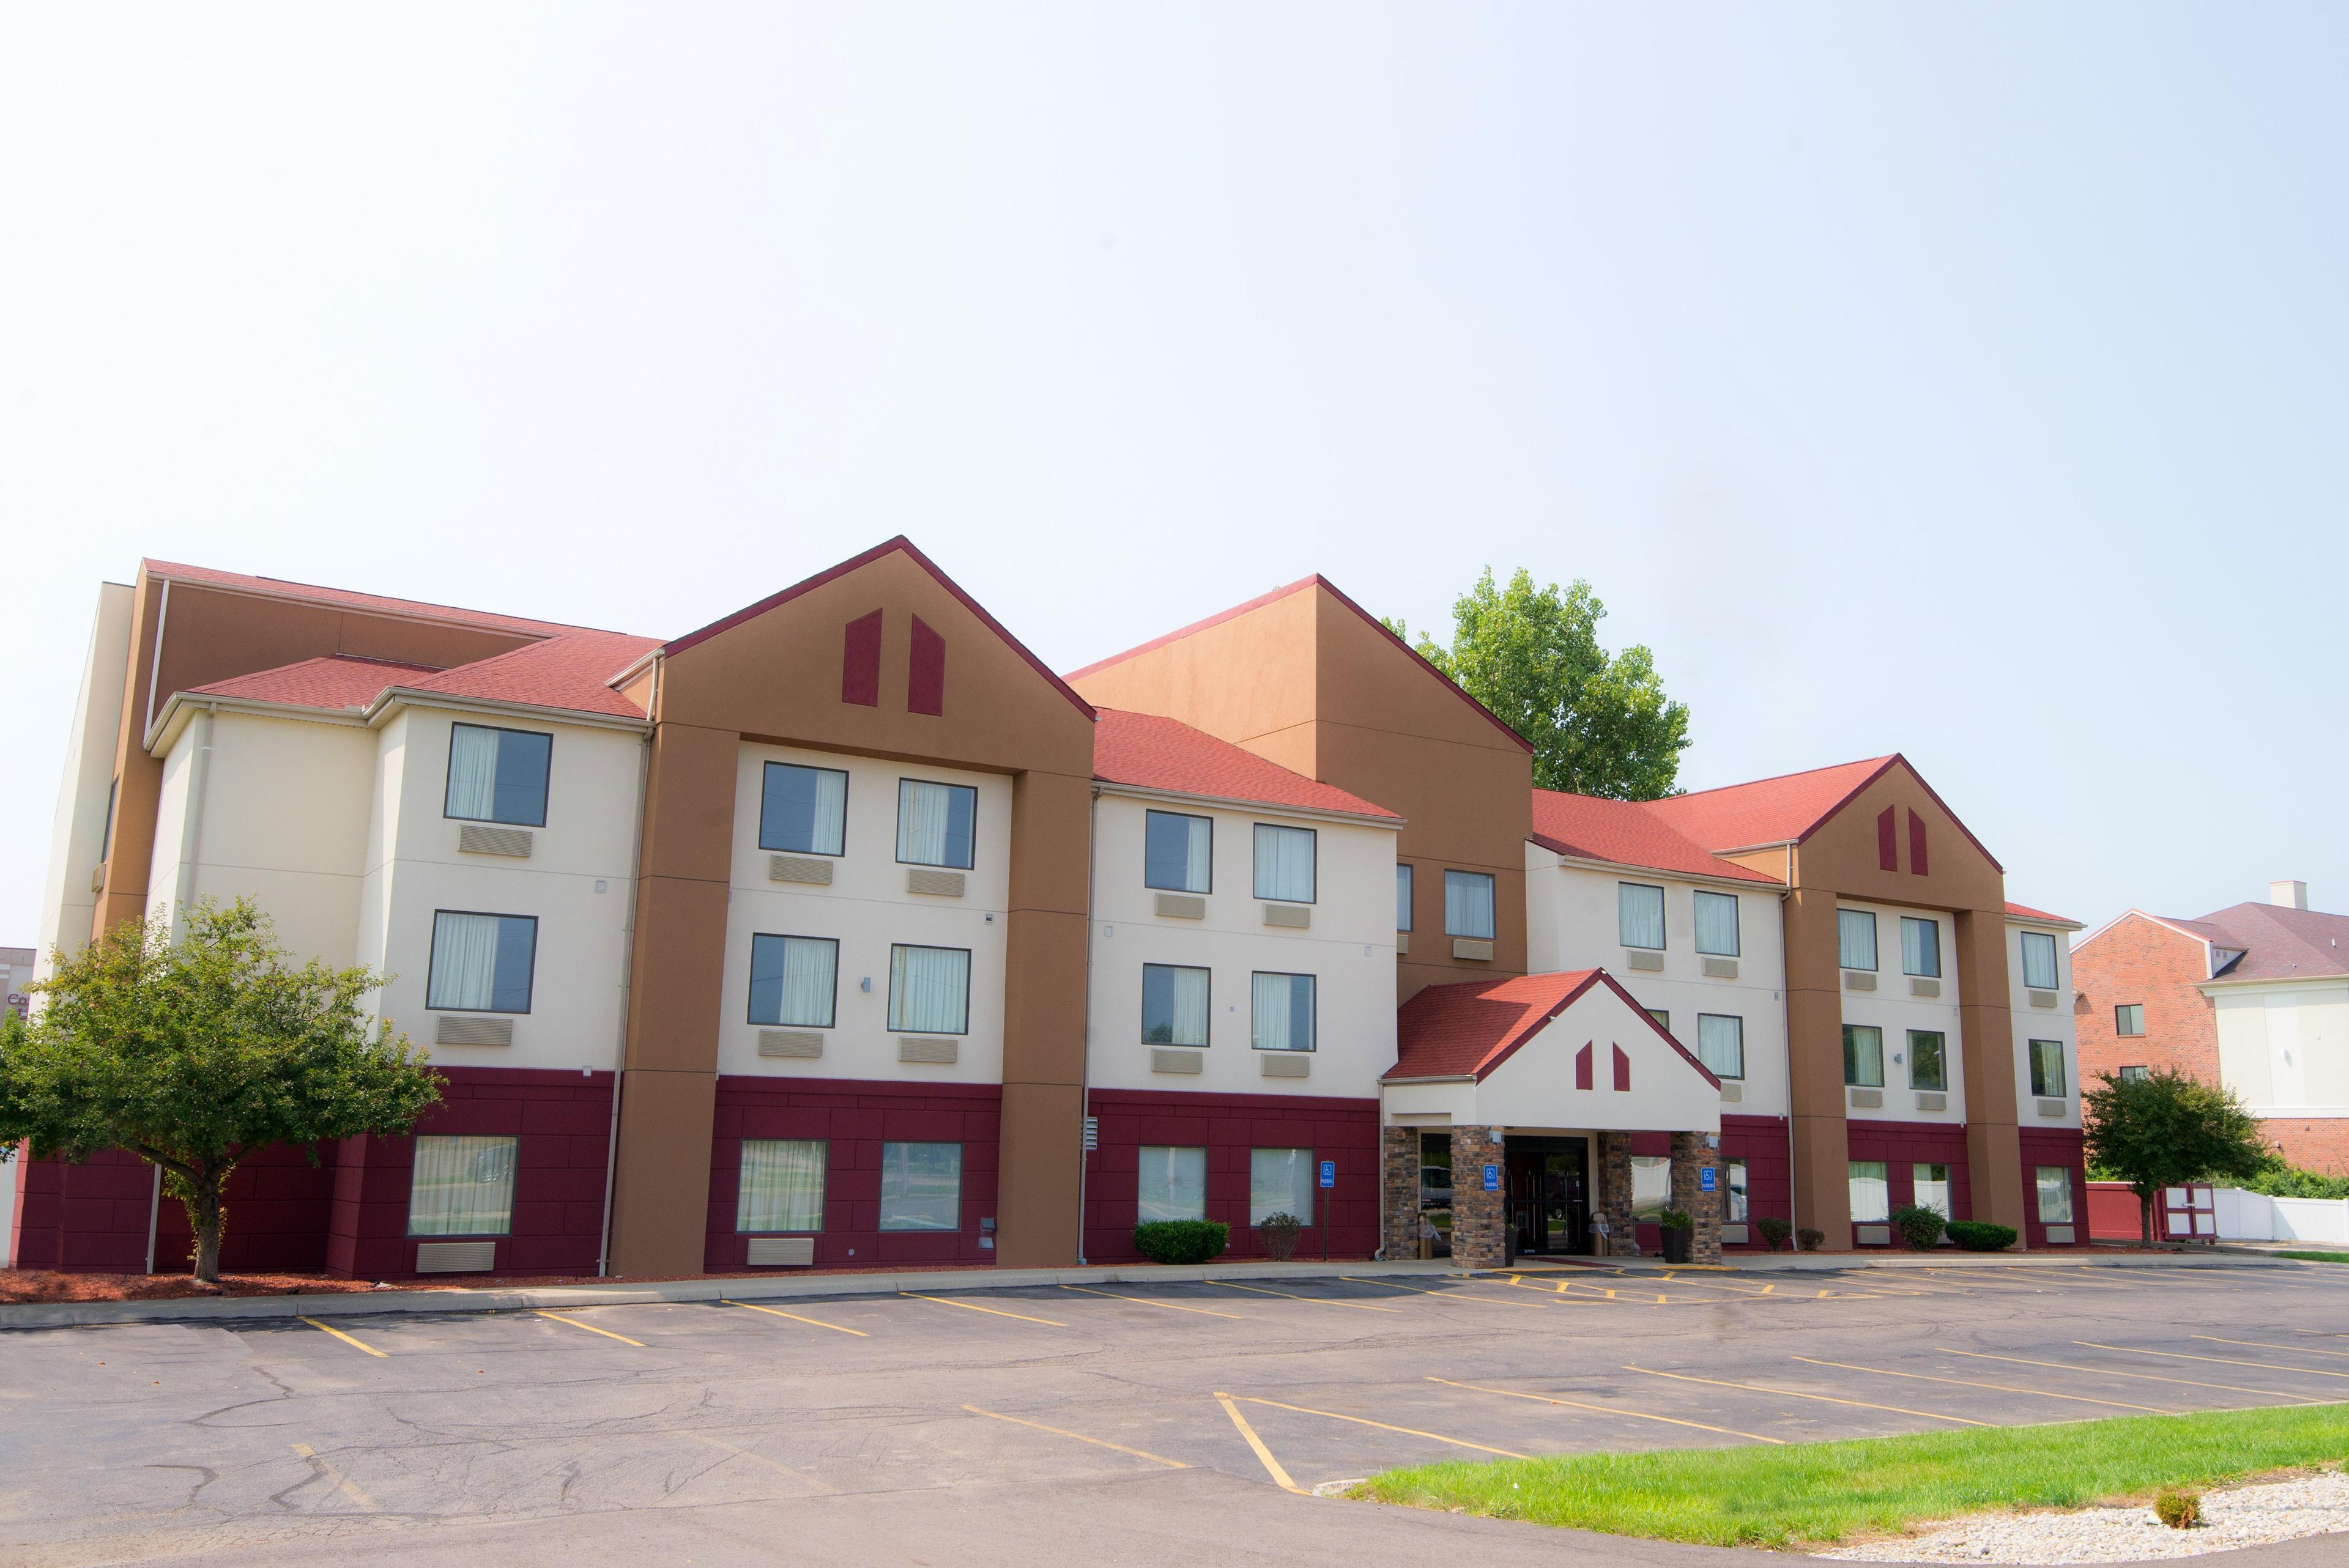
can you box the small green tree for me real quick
[2083,1068,2269,1246]
[0,900,440,1284]
[1387,568,1691,800]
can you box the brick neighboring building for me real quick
[2073,881,2349,1174]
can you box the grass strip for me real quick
[1354,1402,2349,1547]
[2275,1250,2349,1264]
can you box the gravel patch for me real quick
[1816,1466,2349,1562]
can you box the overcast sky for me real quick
[5,4,2343,945]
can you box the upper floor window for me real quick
[1909,1029,1947,1092]
[1395,865,1414,932]
[1696,1013,1744,1079]
[749,934,838,1029]
[2115,1002,2145,1037]
[1838,909,1878,971]
[1144,810,1212,893]
[888,944,970,1034]
[1141,963,1211,1046]
[1843,1023,1885,1088]
[427,910,538,1014]
[1647,1008,1671,1032]
[1253,824,1316,904]
[1901,917,1942,978]
[1694,891,1740,957]
[2020,931,2060,991]
[445,723,551,827]
[1251,971,1316,1052]
[2030,1038,2068,1098]
[1445,870,1496,939]
[1619,882,1665,950]
[897,779,976,868]
[761,762,848,856]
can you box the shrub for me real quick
[1256,1211,1302,1261]
[2154,1488,2202,1529]
[1755,1216,1792,1252]
[1947,1221,2018,1252]
[1132,1219,1229,1265]
[1796,1227,1825,1252]
[1658,1208,1693,1230]
[1890,1204,1947,1251]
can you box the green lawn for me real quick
[1354,1403,2349,1548]
[2276,1249,2349,1264]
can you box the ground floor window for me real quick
[1250,1147,1315,1225]
[1912,1162,1951,1219]
[1139,1145,1208,1222]
[879,1141,962,1231]
[1849,1160,1890,1224]
[2035,1165,2074,1224]
[407,1135,518,1237]
[1725,1158,1750,1223]
[737,1139,826,1232]
[1630,1155,1671,1221]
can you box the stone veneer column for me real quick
[1595,1130,1634,1254]
[1670,1131,1723,1265]
[1448,1126,1506,1268]
[1381,1126,1425,1260]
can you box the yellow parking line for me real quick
[1214,1392,1311,1495]
[289,1443,378,1510]
[1791,1356,2172,1413]
[1341,1276,1551,1309]
[1229,1394,1528,1457]
[1059,1284,1247,1319]
[1206,1281,1403,1313]
[1624,1365,1989,1426]
[661,1424,839,1492]
[2196,1335,2349,1360]
[298,1317,387,1358]
[1939,1347,2323,1403]
[900,1292,1067,1327]
[2073,1342,2349,1381]
[962,1405,1188,1467]
[535,1311,645,1347]
[1426,1375,1783,1443]
[723,1299,868,1337]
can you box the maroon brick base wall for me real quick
[2019,1125,2090,1249]
[9,1146,154,1272]
[706,1076,1001,1271]
[154,1142,338,1275]
[1720,1114,1793,1249]
[1081,1089,1379,1264]
[1845,1119,1976,1245]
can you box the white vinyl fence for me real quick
[2213,1187,2349,1245]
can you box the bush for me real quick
[1256,1211,1302,1261]
[2154,1488,2202,1529]
[1947,1221,2018,1252]
[1132,1219,1229,1265]
[1796,1227,1825,1252]
[1658,1208,1693,1230]
[1891,1204,1947,1251]
[1755,1216,1792,1252]
[2242,1156,2349,1201]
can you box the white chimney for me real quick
[2270,879,2309,910]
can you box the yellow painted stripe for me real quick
[1623,1364,1988,1426]
[1230,1394,1528,1457]
[1426,1375,1783,1443]
[962,1405,1187,1467]
[1059,1284,1245,1319]
[298,1317,387,1358]
[1939,1347,2323,1403]
[1215,1392,1310,1495]
[723,1299,868,1337]
[535,1310,645,1347]
[1206,1281,1403,1313]
[289,1442,379,1510]
[1340,1276,1551,1309]
[1791,1356,2170,1414]
[2195,1335,2349,1360]
[2073,1341,2349,1381]
[900,1292,1067,1326]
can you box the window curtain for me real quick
[2035,1166,2074,1223]
[1618,884,1665,949]
[1252,972,1313,1052]
[1180,815,1211,890]
[878,1141,962,1231]
[1902,917,1941,978]
[407,1136,518,1236]
[1141,964,1209,1046]
[890,945,970,1034]
[1843,1024,1884,1087]
[1143,812,1211,893]
[751,935,836,1028]
[1444,871,1495,939]
[1253,824,1315,902]
[1696,1013,1744,1079]
[2032,1039,2066,1098]
[428,912,501,1010]
[762,764,847,854]
[1912,1163,1951,1219]
[898,780,951,864]
[1726,1160,1750,1223]
[1138,1146,1208,1222]
[1693,892,1739,956]
[445,726,500,821]
[1630,1156,1671,1219]
[1909,1030,1946,1091]
[1849,1161,1890,1223]
[1838,909,1877,970]
[1395,865,1413,931]
[737,1139,826,1232]
[807,769,847,854]
[1249,1147,1314,1226]
[2021,932,2058,990]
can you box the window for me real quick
[2114,1003,2145,1037]
[1141,964,1210,1046]
[1696,1013,1745,1080]
[1694,890,1740,957]
[1143,810,1212,893]
[1913,1163,1951,1220]
[1843,1024,1885,1088]
[1630,1156,1672,1221]
[897,779,977,868]
[878,1142,962,1231]
[1395,864,1414,932]
[1139,1147,1208,1222]
[445,723,552,827]
[749,934,838,1029]
[2021,931,2060,990]
[888,944,970,1034]
[1444,870,1496,939]
[2118,1064,2150,1084]
[760,762,848,856]
[426,911,538,1013]
[736,1140,826,1232]
[1647,1008,1671,1032]
[1251,972,1316,1052]
[1901,917,1942,978]
[407,1136,518,1237]
[1838,908,1878,971]
[2030,1038,2067,1098]
[1909,1029,1947,1092]
[2036,1166,2075,1224]
[1725,1159,1750,1224]
[1849,1161,1890,1224]
[1253,824,1316,903]
[1250,1147,1315,1225]
[1619,882,1665,950]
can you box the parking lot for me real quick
[6,1261,2348,1567]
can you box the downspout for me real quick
[1075,785,1099,1265]
[596,656,658,1276]
[152,701,216,1273]
[1782,843,1799,1242]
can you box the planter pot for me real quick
[1660,1226,1693,1264]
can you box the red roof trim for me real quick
[660,536,1094,719]
[1598,969,1723,1089]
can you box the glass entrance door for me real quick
[1506,1140,1590,1255]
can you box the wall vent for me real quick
[770,856,834,886]
[2036,1097,2068,1118]
[906,868,965,898]
[1625,949,1664,972]
[415,1241,497,1273]
[458,824,533,858]
[1452,938,1494,961]
[1719,1081,1743,1103]
[2028,989,2058,1009]
[1843,971,1877,991]
[1154,893,1206,920]
[1915,1091,1947,1113]
[2043,1224,2076,1245]
[1847,1087,1883,1109]
[1150,1048,1204,1075]
[1910,977,1941,999]
[1395,931,1410,955]
[1721,1223,1750,1245]
[758,1031,823,1059]
[1855,1224,1892,1247]
[746,1237,815,1267]
[1701,956,1739,980]
[898,1036,958,1064]
[436,1015,512,1047]
[1262,904,1311,930]
[1260,1054,1310,1078]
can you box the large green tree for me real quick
[2083,1068,2270,1246]
[1389,568,1691,799]
[0,900,441,1284]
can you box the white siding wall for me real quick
[2212,982,2349,1113]
[2007,920,2080,1130]
[34,582,135,980]
[1830,898,1967,1125]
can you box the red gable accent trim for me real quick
[1612,1043,1631,1092]
[842,610,882,708]
[1386,967,1719,1090]
[1876,805,1898,872]
[1575,1041,1593,1091]
[908,614,945,716]
[1908,809,1929,877]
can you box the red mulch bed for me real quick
[0,1260,1003,1305]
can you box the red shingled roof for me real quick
[401,628,662,718]
[189,656,446,710]
[1639,757,1894,851]
[1387,969,1719,1090]
[1530,789,1779,884]
[1093,708,1399,821]
[2005,901,2079,927]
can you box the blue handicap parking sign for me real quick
[1483,1164,1501,1192]
[1700,1166,1717,1193]
[1318,1159,1336,1188]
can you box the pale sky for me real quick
[5,5,2343,945]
